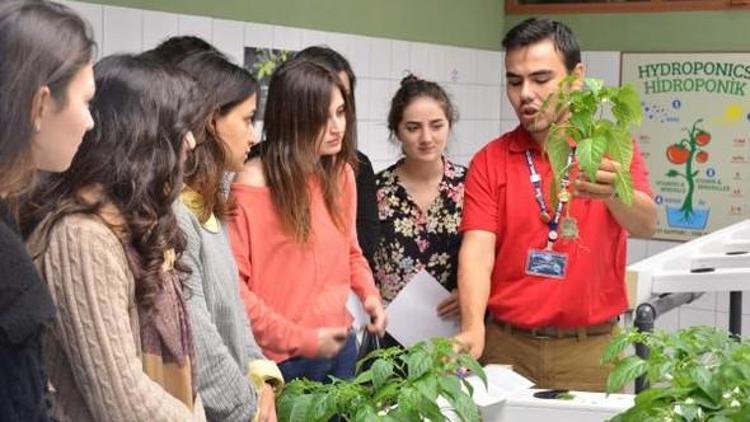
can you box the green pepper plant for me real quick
[541,76,642,210]
[276,338,486,422]
[603,326,750,421]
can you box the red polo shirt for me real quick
[461,125,652,328]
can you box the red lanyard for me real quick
[524,149,575,249]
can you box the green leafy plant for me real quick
[542,76,642,210]
[250,48,292,82]
[276,338,486,422]
[603,326,750,421]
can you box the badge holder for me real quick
[523,149,574,280]
[525,248,568,279]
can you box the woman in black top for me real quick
[0,2,95,420]
[372,75,466,347]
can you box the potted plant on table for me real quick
[603,326,750,421]
[276,338,486,421]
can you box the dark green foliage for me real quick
[277,338,486,421]
[604,327,750,421]
[542,76,642,209]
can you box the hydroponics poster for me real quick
[621,53,750,241]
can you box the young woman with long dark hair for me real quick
[293,46,380,268]
[25,54,210,421]
[372,75,466,347]
[168,48,283,422]
[228,57,386,383]
[0,1,95,420]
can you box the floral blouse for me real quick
[372,158,466,303]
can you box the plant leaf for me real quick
[612,84,642,127]
[692,366,720,404]
[675,403,698,422]
[276,391,296,421]
[691,390,722,411]
[570,113,591,138]
[309,392,338,422]
[585,77,604,95]
[288,394,315,422]
[601,332,632,364]
[665,169,680,178]
[605,126,634,170]
[438,375,463,400]
[416,394,446,422]
[372,359,394,389]
[614,170,634,206]
[352,404,378,422]
[407,350,431,379]
[576,136,607,182]
[415,376,439,401]
[372,381,401,405]
[452,391,481,422]
[631,386,676,407]
[457,355,487,389]
[594,119,615,137]
[397,387,422,417]
[607,356,647,393]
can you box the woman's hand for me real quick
[257,383,277,422]
[363,295,387,337]
[436,290,460,320]
[316,327,349,358]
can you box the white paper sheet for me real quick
[385,269,460,347]
[346,290,369,331]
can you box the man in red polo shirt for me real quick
[455,18,656,391]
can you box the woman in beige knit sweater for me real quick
[24,54,211,422]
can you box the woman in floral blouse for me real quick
[373,74,466,346]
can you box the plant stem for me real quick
[680,121,699,220]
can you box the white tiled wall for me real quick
[60,0,504,172]
[61,1,737,335]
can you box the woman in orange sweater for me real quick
[227,57,386,383]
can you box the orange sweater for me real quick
[227,166,380,363]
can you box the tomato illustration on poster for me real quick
[621,53,750,241]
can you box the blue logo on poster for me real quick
[706,168,716,178]
[672,99,681,109]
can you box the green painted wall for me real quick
[75,0,505,51]
[505,11,750,52]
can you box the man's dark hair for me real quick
[502,18,581,72]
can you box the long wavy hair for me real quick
[177,51,258,223]
[260,57,355,243]
[0,0,94,197]
[23,54,209,314]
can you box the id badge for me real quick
[525,248,568,279]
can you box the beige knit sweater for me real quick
[32,213,206,422]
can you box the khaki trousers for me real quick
[480,321,615,392]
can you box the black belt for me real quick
[495,319,616,339]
